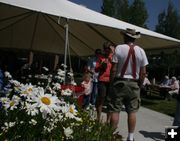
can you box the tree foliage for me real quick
[101,0,114,17]
[155,1,180,39]
[101,0,148,28]
[113,0,129,22]
[129,0,148,28]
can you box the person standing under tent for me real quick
[87,49,102,110]
[95,42,113,122]
[107,28,148,141]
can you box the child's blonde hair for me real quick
[82,72,91,81]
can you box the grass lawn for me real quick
[141,93,177,117]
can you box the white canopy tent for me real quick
[0,0,180,57]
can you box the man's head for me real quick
[122,28,141,43]
[95,49,102,56]
[171,76,176,81]
[103,41,115,56]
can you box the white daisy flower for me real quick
[4,71,12,79]
[63,104,78,119]
[49,74,53,78]
[2,122,16,132]
[69,104,78,116]
[67,72,74,77]
[42,66,49,71]
[33,90,61,115]
[0,97,9,104]
[64,127,73,139]
[61,64,67,68]
[4,95,20,110]
[57,71,65,77]
[38,82,41,85]
[20,83,34,97]
[29,119,37,125]
[61,89,72,96]
[25,102,39,116]
[52,83,61,91]
[9,80,21,87]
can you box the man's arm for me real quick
[139,66,147,86]
[110,62,117,84]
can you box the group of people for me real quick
[80,28,149,141]
[159,75,179,101]
[158,75,180,126]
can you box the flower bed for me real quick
[0,68,113,141]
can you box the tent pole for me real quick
[64,21,69,84]
[53,54,59,71]
[28,51,34,65]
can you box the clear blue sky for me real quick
[70,0,180,30]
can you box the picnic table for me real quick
[159,85,171,99]
[148,84,172,99]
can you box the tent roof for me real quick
[0,0,180,56]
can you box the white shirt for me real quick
[87,57,99,82]
[113,44,148,79]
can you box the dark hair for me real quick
[103,41,111,49]
[95,49,102,55]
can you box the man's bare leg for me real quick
[127,112,136,141]
[110,112,120,131]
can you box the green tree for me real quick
[155,0,180,39]
[156,10,166,34]
[113,0,129,22]
[101,0,114,17]
[101,0,148,28]
[101,0,129,22]
[129,0,148,28]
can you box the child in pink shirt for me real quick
[81,72,93,109]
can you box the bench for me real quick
[148,85,160,96]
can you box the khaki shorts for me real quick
[107,80,140,113]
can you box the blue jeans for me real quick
[0,82,3,91]
[83,95,90,108]
[90,82,98,105]
[173,100,180,126]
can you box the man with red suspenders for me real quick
[107,28,149,141]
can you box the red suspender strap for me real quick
[131,45,137,79]
[120,44,136,79]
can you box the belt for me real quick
[114,77,139,82]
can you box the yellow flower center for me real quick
[23,90,28,94]
[41,97,51,105]
[10,101,15,107]
[28,88,33,92]
[69,106,74,114]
